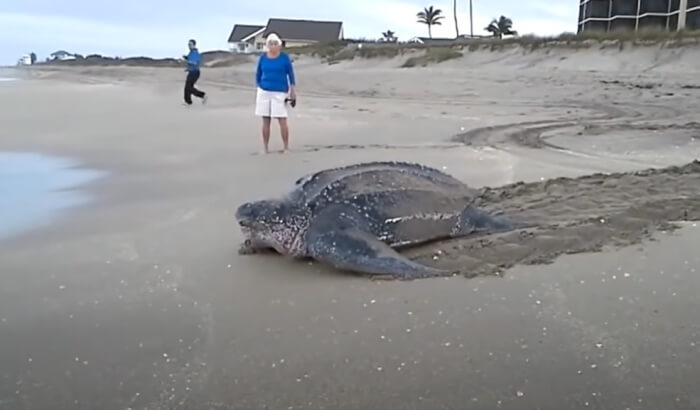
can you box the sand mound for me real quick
[317,40,700,73]
[450,42,700,73]
[407,160,700,277]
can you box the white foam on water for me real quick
[0,77,17,82]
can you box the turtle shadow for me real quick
[236,246,373,281]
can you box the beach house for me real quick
[228,18,344,53]
[227,24,266,53]
[18,54,32,65]
[578,0,700,33]
[50,50,76,61]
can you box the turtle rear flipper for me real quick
[307,227,451,280]
[452,207,526,236]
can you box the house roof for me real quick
[228,24,265,42]
[263,18,343,43]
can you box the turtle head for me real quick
[235,199,309,256]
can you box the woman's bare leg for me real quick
[261,117,271,153]
[278,118,289,151]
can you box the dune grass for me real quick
[290,28,700,58]
[285,41,406,64]
[468,28,700,51]
[286,41,463,67]
[401,48,463,67]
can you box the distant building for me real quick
[406,34,490,46]
[578,0,700,33]
[227,24,266,53]
[407,37,458,46]
[50,50,76,61]
[263,18,344,47]
[18,54,32,65]
[227,18,344,53]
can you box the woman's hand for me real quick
[289,87,296,101]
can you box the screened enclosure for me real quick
[577,0,700,33]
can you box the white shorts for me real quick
[255,87,288,118]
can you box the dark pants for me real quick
[184,70,205,104]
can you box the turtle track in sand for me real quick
[405,160,700,278]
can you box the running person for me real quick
[183,39,207,106]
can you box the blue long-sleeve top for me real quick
[255,52,296,93]
[185,49,201,72]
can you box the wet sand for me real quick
[1,43,700,409]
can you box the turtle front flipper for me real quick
[306,227,452,280]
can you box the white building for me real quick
[227,18,345,54]
[227,24,266,53]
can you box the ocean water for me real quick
[0,152,105,240]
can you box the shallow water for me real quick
[0,152,104,240]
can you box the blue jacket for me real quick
[256,52,296,93]
[185,49,201,72]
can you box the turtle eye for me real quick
[238,202,255,215]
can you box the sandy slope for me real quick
[1,42,700,409]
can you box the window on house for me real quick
[256,43,264,50]
[238,43,246,51]
[688,9,700,29]
[585,0,609,18]
[612,0,639,16]
[639,0,670,14]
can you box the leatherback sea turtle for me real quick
[235,161,519,279]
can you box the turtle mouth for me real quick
[238,219,262,230]
[237,224,257,244]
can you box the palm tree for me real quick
[485,15,517,39]
[453,0,460,38]
[381,30,397,42]
[416,6,445,39]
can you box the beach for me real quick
[1,42,700,409]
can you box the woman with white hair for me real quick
[254,32,297,154]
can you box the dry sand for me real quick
[1,43,700,409]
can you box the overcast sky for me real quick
[0,0,577,65]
